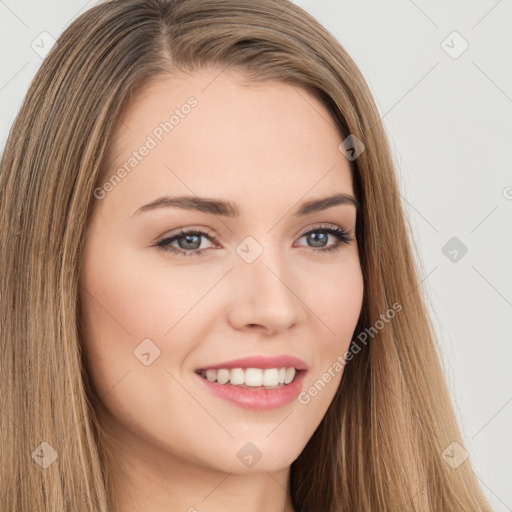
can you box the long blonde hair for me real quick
[0,0,492,510]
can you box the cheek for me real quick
[307,251,364,350]
[77,238,213,455]
[296,254,363,413]
[325,269,363,345]
[78,234,221,395]
[78,233,165,398]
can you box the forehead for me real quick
[101,69,355,216]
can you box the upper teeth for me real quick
[201,367,296,387]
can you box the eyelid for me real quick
[153,226,218,244]
[154,222,353,257]
[157,223,350,244]
[294,222,350,239]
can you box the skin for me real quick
[78,67,364,512]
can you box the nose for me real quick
[226,249,303,336]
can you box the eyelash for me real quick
[154,224,354,257]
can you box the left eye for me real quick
[155,224,353,257]
[295,225,353,252]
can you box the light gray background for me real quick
[1,1,511,510]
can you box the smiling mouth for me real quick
[195,367,302,388]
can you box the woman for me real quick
[0,0,492,510]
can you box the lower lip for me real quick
[195,370,307,410]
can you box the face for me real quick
[79,68,364,477]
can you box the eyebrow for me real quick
[130,193,360,218]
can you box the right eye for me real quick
[155,228,218,257]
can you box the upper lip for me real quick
[197,355,308,371]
